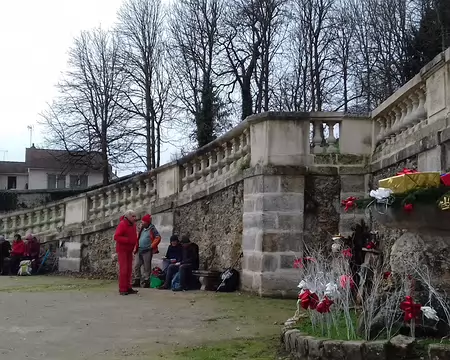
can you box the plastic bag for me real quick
[150,275,163,289]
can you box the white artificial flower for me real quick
[369,188,393,201]
[331,243,341,253]
[421,306,439,321]
[297,280,307,289]
[324,282,339,297]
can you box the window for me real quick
[7,176,17,190]
[47,174,66,189]
[70,175,88,189]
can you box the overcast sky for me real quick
[0,0,171,171]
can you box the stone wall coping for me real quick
[247,111,370,124]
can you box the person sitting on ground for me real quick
[132,214,161,288]
[0,235,11,275]
[160,235,199,291]
[162,235,183,272]
[10,234,26,275]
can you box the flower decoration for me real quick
[339,275,355,289]
[299,290,319,310]
[383,271,392,279]
[397,168,418,176]
[342,248,352,258]
[404,203,414,212]
[341,196,357,212]
[421,306,439,321]
[316,296,334,314]
[365,241,376,250]
[293,258,303,269]
[400,296,422,322]
[324,282,339,298]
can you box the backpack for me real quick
[217,268,240,292]
[18,260,32,276]
[171,271,181,291]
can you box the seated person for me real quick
[0,235,11,275]
[25,234,41,271]
[160,235,199,291]
[162,235,183,272]
[10,234,26,275]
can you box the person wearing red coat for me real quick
[114,210,139,295]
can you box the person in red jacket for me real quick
[10,234,26,275]
[114,210,139,295]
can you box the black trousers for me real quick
[164,264,193,289]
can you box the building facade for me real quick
[0,146,104,190]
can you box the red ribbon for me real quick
[366,242,376,250]
[397,168,418,176]
[316,296,334,314]
[339,275,355,289]
[293,259,303,269]
[400,296,422,322]
[341,197,357,212]
[404,203,413,212]
[299,290,319,310]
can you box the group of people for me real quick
[114,210,199,295]
[0,234,41,275]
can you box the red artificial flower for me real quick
[316,296,334,314]
[400,296,422,322]
[397,168,418,176]
[341,197,357,212]
[293,259,303,269]
[339,275,355,289]
[366,241,376,250]
[342,248,353,258]
[404,203,413,212]
[299,290,319,310]
[383,271,392,279]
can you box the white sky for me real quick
[0,0,173,172]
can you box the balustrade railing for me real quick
[373,79,427,148]
[179,123,250,192]
[310,117,340,154]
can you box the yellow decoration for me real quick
[438,194,450,211]
[378,172,441,194]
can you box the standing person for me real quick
[162,235,183,272]
[0,235,11,275]
[132,214,161,288]
[114,210,139,296]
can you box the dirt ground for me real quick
[0,276,294,360]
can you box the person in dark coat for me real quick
[0,235,11,275]
[114,210,139,296]
[162,235,183,272]
[160,235,199,291]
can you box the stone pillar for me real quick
[242,113,311,297]
[150,212,174,268]
[59,235,82,272]
[242,171,305,297]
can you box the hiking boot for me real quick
[142,281,150,289]
[127,288,139,295]
[132,280,141,287]
[158,285,169,290]
[119,291,129,296]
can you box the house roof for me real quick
[0,161,29,174]
[25,147,103,172]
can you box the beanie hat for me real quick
[170,235,179,242]
[181,235,190,244]
[142,214,152,223]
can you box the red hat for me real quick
[142,214,152,223]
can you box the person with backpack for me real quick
[132,214,161,288]
[114,210,139,296]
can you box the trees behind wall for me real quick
[41,0,450,180]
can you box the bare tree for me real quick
[40,28,136,185]
[169,0,230,147]
[117,0,170,170]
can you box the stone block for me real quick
[322,340,345,360]
[362,341,387,360]
[261,231,303,252]
[243,212,277,230]
[428,343,450,360]
[387,335,420,360]
[240,270,255,291]
[306,337,324,360]
[340,175,366,193]
[243,197,255,213]
[277,212,303,231]
[294,333,308,359]
[259,271,299,297]
[65,242,81,259]
[59,258,81,272]
[242,229,259,250]
[262,175,281,193]
[152,212,173,227]
[280,176,305,193]
[418,146,442,172]
[283,329,298,351]
[255,193,304,212]
[280,254,296,269]
[342,341,364,360]
[262,253,279,272]
[339,214,365,235]
[244,176,264,194]
[245,252,263,272]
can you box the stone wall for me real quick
[0,190,81,214]
[173,182,243,271]
[283,330,450,360]
[303,175,340,251]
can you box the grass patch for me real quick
[165,337,287,360]
[296,311,361,340]
[0,277,114,292]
